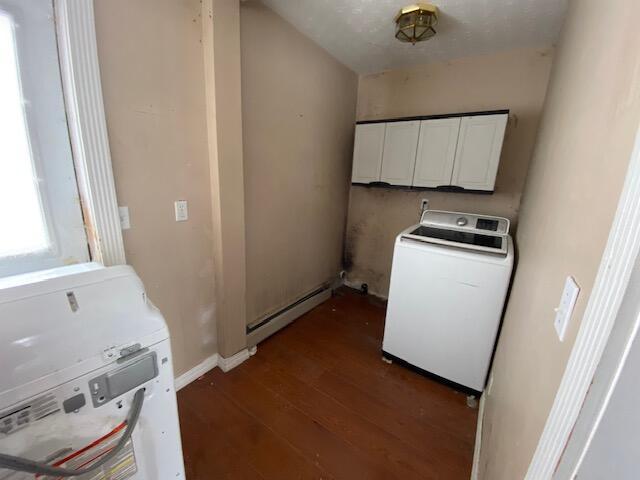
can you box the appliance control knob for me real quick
[456,217,468,226]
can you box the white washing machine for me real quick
[382,210,514,393]
[0,263,185,479]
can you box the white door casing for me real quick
[524,123,640,479]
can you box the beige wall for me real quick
[94,0,217,376]
[240,1,358,324]
[480,0,640,478]
[346,48,554,297]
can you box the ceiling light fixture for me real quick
[395,3,439,45]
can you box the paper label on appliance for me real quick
[40,421,138,480]
[0,422,139,480]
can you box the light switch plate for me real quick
[118,206,130,230]
[554,276,580,341]
[174,200,188,222]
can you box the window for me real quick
[0,0,89,278]
[0,13,49,258]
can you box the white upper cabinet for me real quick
[451,114,508,191]
[351,112,508,190]
[380,120,420,186]
[351,123,386,183]
[412,118,461,188]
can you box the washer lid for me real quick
[402,210,510,255]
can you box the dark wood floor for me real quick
[178,288,477,479]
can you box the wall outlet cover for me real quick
[174,200,188,222]
[118,206,130,230]
[554,276,580,341]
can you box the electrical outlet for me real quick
[554,276,580,341]
[174,200,188,222]
[118,206,130,230]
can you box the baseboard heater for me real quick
[246,284,332,346]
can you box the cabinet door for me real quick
[412,118,461,188]
[351,123,386,183]
[451,114,508,191]
[380,120,420,186]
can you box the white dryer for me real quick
[0,263,185,479]
[382,210,514,393]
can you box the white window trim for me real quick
[54,0,125,266]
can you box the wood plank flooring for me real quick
[178,288,477,479]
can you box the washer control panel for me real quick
[476,218,499,231]
[89,351,158,408]
[420,210,510,235]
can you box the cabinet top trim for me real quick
[355,109,509,125]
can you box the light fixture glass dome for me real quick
[395,3,439,44]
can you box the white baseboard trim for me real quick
[174,348,254,390]
[471,393,486,480]
[218,348,252,372]
[174,353,219,391]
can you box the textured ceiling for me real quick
[259,0,567,74]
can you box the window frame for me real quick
[54,0,125,266]
[0,1,92,276]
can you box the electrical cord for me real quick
[0,388,145,477]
